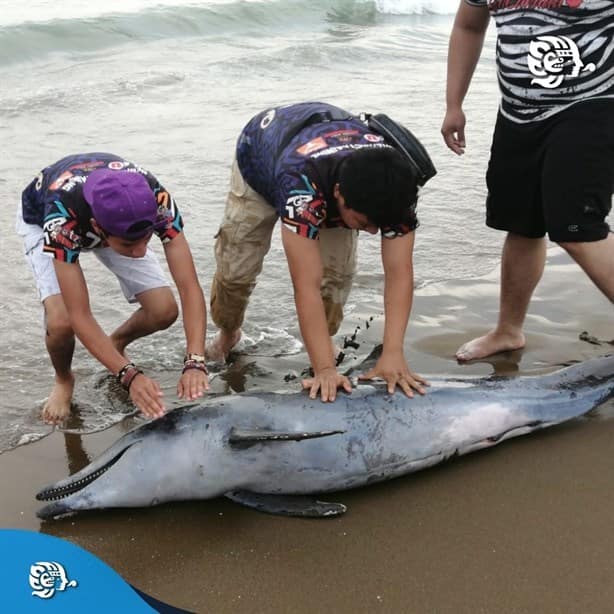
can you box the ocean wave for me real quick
[376,0,456,14]
[0,0,456,67]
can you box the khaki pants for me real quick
[210,160,357,336]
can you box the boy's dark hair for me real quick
[337,147,418,228]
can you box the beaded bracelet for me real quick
[182,359,208,375]
[117,362,144,390]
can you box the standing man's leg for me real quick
[209,160,278,361]
[557,236,614,303]
[546,100,614,305]
[460,100,614,361]
[456,233,546,360]
[319,227,358,362]
[456,112,549,361]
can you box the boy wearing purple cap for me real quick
[17,153,209,424]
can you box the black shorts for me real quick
[485,99,613,242]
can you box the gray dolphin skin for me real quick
[37,354,614,519]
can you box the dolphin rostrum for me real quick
[37,354,614,519]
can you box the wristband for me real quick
[182,359,208,375]
[117,362,144,390]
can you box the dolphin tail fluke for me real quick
[225,490,347,518]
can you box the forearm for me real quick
[446,17,488,109]
[294,287,336,373]
[177,285,207,356]
[382,266,414,353]
[164,234,207,356]
[70,312,129,375]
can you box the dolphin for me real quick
[37,354,614,519]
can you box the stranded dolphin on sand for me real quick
[37,355,614,519]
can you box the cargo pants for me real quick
[210,160,357,336]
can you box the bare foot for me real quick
[42,375,75,425]
[456,331,525,362]
[207,329,242,362]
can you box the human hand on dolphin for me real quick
[177,368,210,401]
[128,374,166,419]
[359,350,429,396]
[302,366,353,403]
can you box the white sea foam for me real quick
[16,432,48,446]
[237,327,304,357]
[0,0,458,27]
[376,0,459,15]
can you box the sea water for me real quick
[0,0,602,451]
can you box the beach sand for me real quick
[1,246,613,614]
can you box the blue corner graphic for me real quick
[0,529,190,613]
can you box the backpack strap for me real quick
[276,108,353,155]
[361,113,437,186]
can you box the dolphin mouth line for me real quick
[36,446,132,502]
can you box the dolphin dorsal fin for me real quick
[228,427,344,445]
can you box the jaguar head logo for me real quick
[528,35,595,88]
[29,562,78,599]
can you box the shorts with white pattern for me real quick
[16,205,169,304]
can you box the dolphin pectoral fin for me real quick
[228,428,344,445]
[225,490,347,518]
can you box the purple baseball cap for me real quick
[83,169,158,240]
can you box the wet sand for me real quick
[1,246,613,614]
